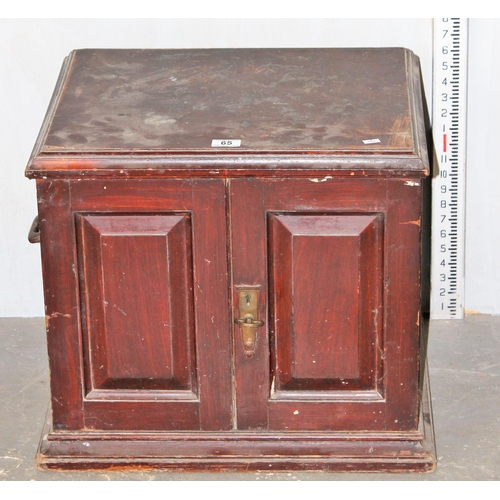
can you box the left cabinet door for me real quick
[37,179,232,432]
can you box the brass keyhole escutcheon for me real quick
[235,288,264,358]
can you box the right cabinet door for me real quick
[230,178,423,432]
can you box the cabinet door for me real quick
[38,179,232,431]
[230,178,422,432]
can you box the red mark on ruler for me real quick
[443,134,447,153]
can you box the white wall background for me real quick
[0,18,497,316]
[464,19,500,314]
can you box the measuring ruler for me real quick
[430,18,469,319]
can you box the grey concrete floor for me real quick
[0,315,499,481]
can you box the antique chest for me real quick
[26,47,435,472]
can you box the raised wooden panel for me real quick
[269,213,384,396]
[77,214,196,397]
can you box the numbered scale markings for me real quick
[431,18,468,319]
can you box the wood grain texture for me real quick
[40,48,413,153]
[231,179,388,431]
[35,365,436,472]
[383,179,423,431]
[230,180,269,430]
[25,49,429,179]
[26,155,429,180]
[269,213,384,396]
[38,179,232,432]
[78,214,195,394]
[37,179,84,430]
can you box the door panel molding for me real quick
[77,213,197,398]
[268,213,384,399]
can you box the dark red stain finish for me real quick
[26,48,435,472]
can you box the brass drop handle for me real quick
[235,288,264,358]
[235,315,265,328]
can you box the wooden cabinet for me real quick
[26,48,436,472]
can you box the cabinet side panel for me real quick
[37,179,84,430]
[384,180,423,431]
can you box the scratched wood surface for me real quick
[38,48,413,154]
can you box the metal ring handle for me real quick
[28,216,40,244]
[234,315,265,328]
